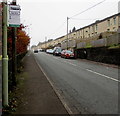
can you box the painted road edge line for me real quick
[34,55,73,115]
[86,69,120,83]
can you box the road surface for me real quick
[34,52,119,114]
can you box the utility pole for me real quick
[11,0,17,86]
[67,17,69,50]
[45,37,47,51]
[2,0,8,106]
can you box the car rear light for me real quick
[66,54,69,56]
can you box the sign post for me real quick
[8,2,20,86]
[8,4,20,27]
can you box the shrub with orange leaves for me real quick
[7,24,30,58]
[16,29,30,54]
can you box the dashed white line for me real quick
[67,62,77,67]
[50,55,119,83]
[53,57,59,60]
[86,69,120,83]
[63,60,77,67]
[53,57,77,67]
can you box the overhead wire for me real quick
[48,0,107,39]
[70,17,100,20]
[69,0,106,18]
[48,20,66,39]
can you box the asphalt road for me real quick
[34,52,119,114]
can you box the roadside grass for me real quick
[3,65,28,115]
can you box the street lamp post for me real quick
[67,17,69,50]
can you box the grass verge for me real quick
[3,65,28,115]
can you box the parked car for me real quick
[53,47,61,56]
[61,50,75,58]
[34,49,38,53]
[38,49,43,52]
[46,49,54,54]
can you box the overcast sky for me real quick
[8,0,120,46]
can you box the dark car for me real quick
[61,50,75,58]
[34,49,38,53]
[53,47,61,56]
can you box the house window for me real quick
[92,26,94,32]
[113,17,116,25]
[107,29,110,32]
[95,24,98,31]
[107,20,110,27]
[113,27,116,31]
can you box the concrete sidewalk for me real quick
[15,52,69,115]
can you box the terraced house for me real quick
[64,13,120,50]
[38,13,120,50]
[37,13,120,64]
[38,13,120,63]
[38,35,66,50]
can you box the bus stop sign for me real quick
[8,5,20,27]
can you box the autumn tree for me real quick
[16,28,30,54]
[7,24,30,58]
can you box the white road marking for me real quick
[86,69,120,83]
[67,62,77,67]
[53,57,59,60]
[45,54,119,83]
[34,56,73,114]
[53,56,77,66]
[63,60,77,67]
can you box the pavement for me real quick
[15,52,69,115]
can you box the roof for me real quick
[54,35,65,40]
[76,13,120,31]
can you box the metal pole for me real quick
[12,27,17,86]
[2,0,8,106]
[45,37,47,51]
[11,0,17,86]
[67,17,69,50]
